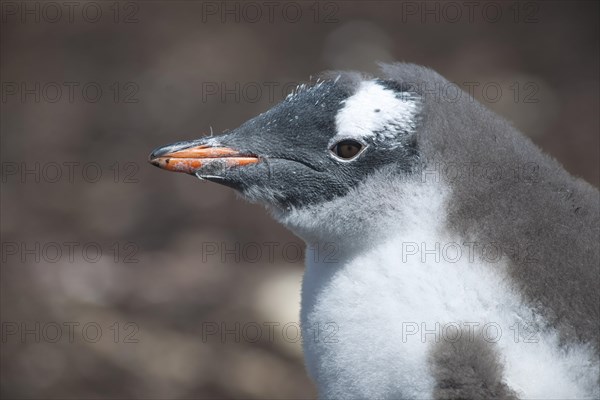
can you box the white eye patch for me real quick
[334,80,419,144]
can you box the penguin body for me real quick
[295,176,597,399]
[150,63,599,399]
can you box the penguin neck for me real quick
[273,172,450,261]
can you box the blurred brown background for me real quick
[1,1,598,399]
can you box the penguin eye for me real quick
[331,140,363,160]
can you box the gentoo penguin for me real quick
[149,63,599,399]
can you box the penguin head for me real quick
[150,72,423,212]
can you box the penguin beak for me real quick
[148,141,260,175]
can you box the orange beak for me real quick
[149,143,260,174]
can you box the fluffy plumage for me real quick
[150,63,600,399]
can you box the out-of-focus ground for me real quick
[1,1,598,399]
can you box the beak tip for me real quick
[149,142,182,160]
[148,149,161,166]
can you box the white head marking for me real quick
[334,80,419,144]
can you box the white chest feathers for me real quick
[296,183,598,400]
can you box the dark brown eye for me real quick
[331,140,363,160]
